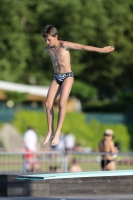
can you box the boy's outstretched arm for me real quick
[63,41,115,53]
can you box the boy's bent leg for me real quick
[42,80,60,145]
[51,77,74,146]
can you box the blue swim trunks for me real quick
[54,72,74,85]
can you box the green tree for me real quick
[1,0,133,107]
[0,0,31,83]
[71,81,98,102]
[5,91,28,104]
[21,0,133,96]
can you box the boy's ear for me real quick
[55,35,58,39]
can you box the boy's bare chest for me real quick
[48,47,68,61]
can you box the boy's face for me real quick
[45,34,58,47]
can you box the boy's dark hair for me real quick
[42,25,58,38]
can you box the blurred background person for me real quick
[69,158,83,172]
[65,132,76,153]
[98,129,119,171]
[23,127,39,172]
[55,133,65,153]
[49,165,61,173]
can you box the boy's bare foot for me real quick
[42,132,54,145]
[51,132,60,146]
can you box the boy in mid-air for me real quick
[42,25,115,146]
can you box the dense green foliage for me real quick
[5,91,28,103]
[84,99,133,113]
[1,0,133,109]
[13,110,132,151]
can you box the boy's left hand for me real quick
[102,46,115,53]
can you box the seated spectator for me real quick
[49,165,61,173]
[69,158,83,172]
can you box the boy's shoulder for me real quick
[60,40,70,50]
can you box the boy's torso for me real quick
[46,41,72,74]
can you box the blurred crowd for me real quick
[23,127,85,173]
[22,127,119,173]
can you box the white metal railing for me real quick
[0,151,133,173]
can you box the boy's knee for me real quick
[45,100,53,110]
[58,101,66,109]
